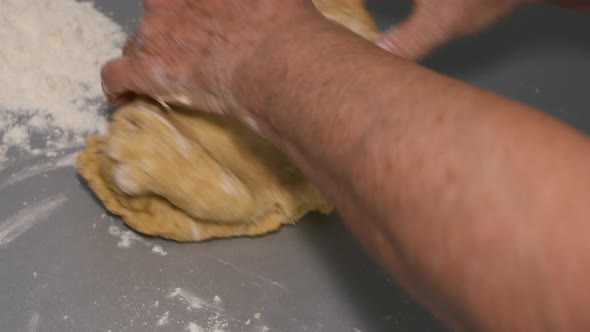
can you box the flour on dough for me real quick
[77,0,378,242]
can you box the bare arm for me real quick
[101,1,590,330]
[238,19,590,331]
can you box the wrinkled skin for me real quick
[101,0,320,117]
[97,1,590,330]
[101,0,588,116]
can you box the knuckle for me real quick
[136,18,166,43]
[122,33,139,55]
[137,19,156,36]
[100,61,117,82]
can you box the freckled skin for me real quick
[435,111,447,125]
[101,0,590,331]
[445,167,456,184]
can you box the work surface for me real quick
[1,1,589,331]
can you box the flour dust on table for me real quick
[0,193,68,247]
[0,0,125,165]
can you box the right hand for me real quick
[101,0,321,118]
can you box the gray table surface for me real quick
[1,1,588,331]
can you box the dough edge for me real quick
[78,136,332,242]
[77,0,376,242]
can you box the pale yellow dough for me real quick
[77,0,378,242]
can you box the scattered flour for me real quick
[205,313,229,332]
[0,152,77,190]
[107,222,172,257]
[167,287,233,331]
[168,288,222,311]
[215,258,287,291]
[156,311,170,326]
[108,224,142,248]
[188,322,204,332]
[0,0,125,162]
[3,126,29,147]
[151,245,168,256]
[0,194,68,247]
[27,312,40,332]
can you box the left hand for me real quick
[376,0,537,60]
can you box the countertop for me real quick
[1,1,589,331]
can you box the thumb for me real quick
[376,6,458,61]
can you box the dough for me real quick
[77,0,378,242]
[314,0,378,40]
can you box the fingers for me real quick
[377,0,527,61]
[376,7,453,61]
[102,55,183,107]
[101,57,143,106]
[123,32,140,56]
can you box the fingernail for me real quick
[101,79,121,104]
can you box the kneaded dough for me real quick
[77,0,378,242]
[314,0,378,40]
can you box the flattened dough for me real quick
[77,0,378,242]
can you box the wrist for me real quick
[230,15,356,128]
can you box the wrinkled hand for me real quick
[377,0,540,60]
[101,0,318,115]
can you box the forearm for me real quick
[238,19,590,331]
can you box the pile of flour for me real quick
[0,0,126,163]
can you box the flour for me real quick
[151,245,168,256]
[107,221,174,257]
[188,322,204,332]
[0,152,77,190]
[0,194,68,247]
[107,224,142,248]
[27,312,40,332]
[168,288,222,311]
[0,0,125,162]
[156,311,170,326]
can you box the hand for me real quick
[101,0,319,116]
[376,0,538,60]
